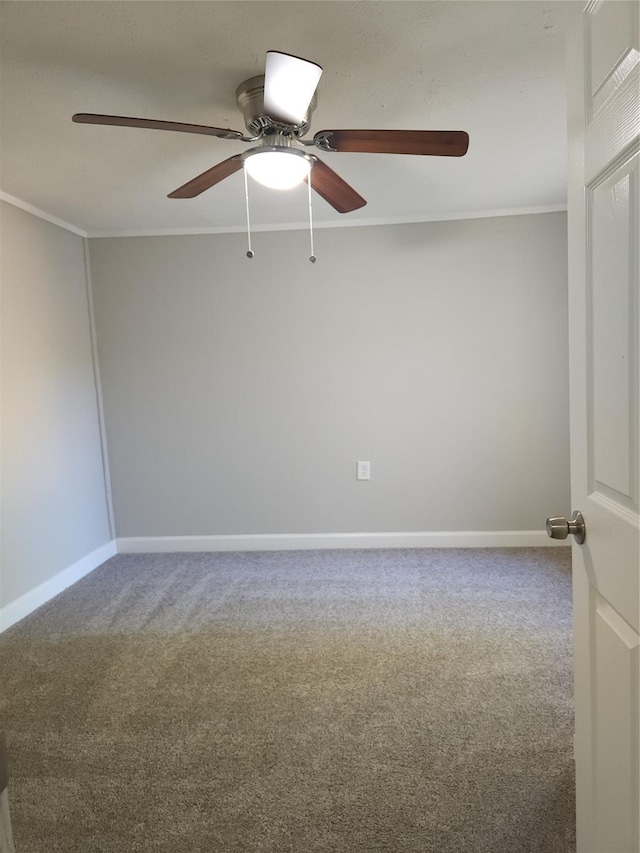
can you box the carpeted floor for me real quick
[0,548,574,853]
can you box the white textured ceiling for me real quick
[0,1,576,235]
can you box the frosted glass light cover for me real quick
[264,51,323,126]
[244,150,310,190]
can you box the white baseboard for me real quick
[0,540,117,633]
[117,530,567,554]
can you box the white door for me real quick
[566,2,640,851]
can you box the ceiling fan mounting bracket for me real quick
[312,131,337,152]
[235,75,317,138]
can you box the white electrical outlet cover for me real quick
[357,461,371,480]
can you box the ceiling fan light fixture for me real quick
[264,51,323,125]
[243,147,313,190]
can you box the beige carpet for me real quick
[0,548,574,852]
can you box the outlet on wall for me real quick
[357,460,371,480]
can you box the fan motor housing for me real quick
[235,75,317,137]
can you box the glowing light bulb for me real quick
[244,148,311,190]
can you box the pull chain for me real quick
[244,161,316,262]
[243,167,254,259]
[308,164,316,263]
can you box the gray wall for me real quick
[89,212,569,537]
[0,202,112,609]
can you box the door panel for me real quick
[589,0,638,102]
[593,593,639,853]
[585,0,639,183]
[589,153,639,511]
[568,2,640,851]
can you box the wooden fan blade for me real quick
[168,155,244,198]
[314,129,469,157]
[306,158,366,214]
[73,114,244,140]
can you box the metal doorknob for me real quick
[546,511,586,544]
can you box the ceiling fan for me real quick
[73,51,469,214]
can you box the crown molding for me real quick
[0,191,566,240]
[0,190,88,237]
[87,204,567,238]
